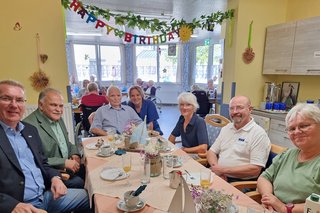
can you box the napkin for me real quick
[130,118,147,145]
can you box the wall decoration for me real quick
[168,44,177,56]
[30,33,49,91]
[13,22,22,31]
[242,21,255,64]
[62,0,234,44]
[281,82,300,109]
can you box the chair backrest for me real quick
[266,144,288,168]
[192,90,211,117]
[204,114,231,147]
[80,105,101,132]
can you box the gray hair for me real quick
[0,80,24,90]
[177,92,199,112]
[285,103,320,127]
[107,85,121,96]
[38,88,62,102]
[87,82,98,92]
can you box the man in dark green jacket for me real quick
[24,88,84,188]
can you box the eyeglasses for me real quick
[286,123,316,134]
[0,96,26,105]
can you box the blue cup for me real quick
[273,102,280,111]
[265,102,273,110]
[280,103,286,111]
[306,100,314,104]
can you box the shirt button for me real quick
[19,181,24,185]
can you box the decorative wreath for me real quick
[29,70,50,91]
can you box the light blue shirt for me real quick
[0,121,45,202]
[90,104,142,133]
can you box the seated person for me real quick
[81,82,109,106]
[90,85,142,136]
[77,79,90,98]
[145,80,156,98]
[168,92,208,153]
[207,96,271,182]
[24,88,85,188]
[128,86,163,135]
[257,103,320,213]
[206,78,217,99]
[0,80,90,213]
[136,78,148,91]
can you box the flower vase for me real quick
[147,154,161,177]
[124,135,138,149]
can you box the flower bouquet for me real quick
[191,185,233,213]
[143,138,161,177]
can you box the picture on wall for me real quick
[281,82,300,109]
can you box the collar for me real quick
[107,104,125,111]
[178,113,197,126]
[0,120,25,133]
[39,110,57,125]
[231,117,254,132]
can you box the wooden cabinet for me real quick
[291,16,320,75]
[263,16,320,75]
[263,22,296,75]
[268,119,294,148]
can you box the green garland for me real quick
[61,0,234,33]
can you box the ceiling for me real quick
[65,0,228,43]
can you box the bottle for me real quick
[304,193,320,213]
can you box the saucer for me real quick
[85,143,99,150]
[100,167,128,181]
[96,151,114,157]
[117,199,146,212]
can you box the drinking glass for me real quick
[122,154,132,186]
[200,168,211,189]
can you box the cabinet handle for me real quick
[275,69,288,72]
[307,69,320,72]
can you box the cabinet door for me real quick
[291,16,320,75]
[263,22,296,75]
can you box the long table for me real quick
[82,136,264,213]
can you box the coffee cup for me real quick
[124,190,139,208]
[99,145,112,155]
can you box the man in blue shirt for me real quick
[0,80,90,213]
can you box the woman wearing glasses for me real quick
[257,103,320,213]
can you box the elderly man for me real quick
[90,85,141,136]
[24,88,85,188]
[0,80,90,213]
[80,82,108,107]
[207,95,271,182]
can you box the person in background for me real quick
[77,79,90,99]
[135,78,148,91]
[128,86,163,135]
[145,80,156,98]
[81,82,108,107]
[100,86,108,96]
[24,88,85,188]
[90,85,141,136]
[169,92,208,153]
[207,77,217,99]
[190,84,201,92]
[0,80,90,213]
[257,103,320,213]
[207,96,271,182]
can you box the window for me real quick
[195,45,209,83]
[73,44,121,82]
[136,45,179,83]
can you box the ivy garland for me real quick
[61,0,234,34]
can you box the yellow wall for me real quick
[0,0,69,104]
[225,0,320,107]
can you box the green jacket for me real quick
[23,108,79,169]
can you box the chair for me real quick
[80,104,101,132]
[230,144,288,203]
[192,90,211,117]
[196,114,231,165]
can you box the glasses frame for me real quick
[286,123,317,134]
[0,96,26,105]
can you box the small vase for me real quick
[147,154,161,177]
[124,135,138,149]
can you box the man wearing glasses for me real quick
[207,95,271,182]
[0,80,90,213]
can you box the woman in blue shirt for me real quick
[128,86,163,135]
[169,92,208,153]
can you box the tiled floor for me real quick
[157,105,180,139]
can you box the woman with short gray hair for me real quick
[169,92,208,153]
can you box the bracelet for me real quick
[52,176,62,180]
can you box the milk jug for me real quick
[304,193,320,213]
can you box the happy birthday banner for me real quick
[69,0,185,44]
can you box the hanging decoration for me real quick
[62,0,234,44]
[30,33,50,91]
[242,20,255,64]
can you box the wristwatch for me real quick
[285,203,294,213]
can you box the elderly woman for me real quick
[127,86,163,135]
[169,92,208,153]
[257,103,320,213]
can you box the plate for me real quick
[100,167,128,181]
[85,143,99,150]
[96,151,114,158]
[117,199,146,212]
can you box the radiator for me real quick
[22,103,75,144]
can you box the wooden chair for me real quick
[196,114,231,165]
[231,144,288,203]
